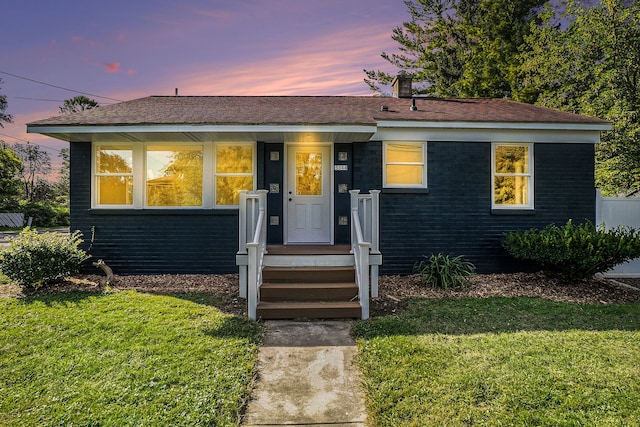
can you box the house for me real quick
[27,75,611,319]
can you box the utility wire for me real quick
[12,96,65,103]
[0,70,123,102]
[0,132,63,153]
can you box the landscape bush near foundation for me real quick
[0,227,88,289]
[503,220,640,282]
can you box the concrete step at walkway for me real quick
[242,320,367,427]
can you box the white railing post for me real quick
[370,190,381,297]
[247,242,257,319]
[349,190,360,254]
[238,190,249,298]
[358,241,370,320]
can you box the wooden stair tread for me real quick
[258,301,361,308]
[263,266,354,272]
[260,282,357,289]
[256,301,362,319]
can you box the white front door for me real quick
[286,145,332,243]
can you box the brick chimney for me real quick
[392,71,413,98]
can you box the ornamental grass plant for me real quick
[414,253,476,289]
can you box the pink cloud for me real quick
[127,69,137,75]
[103,62,120,73]
[176,23,396,96]
[117,31,127,42]
[71,35,97,46]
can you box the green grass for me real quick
[354,297,640,426]
[0,291,261,426]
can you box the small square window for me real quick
[383,142,427,188]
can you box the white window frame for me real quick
[383,141,428,189]
[213,142,257,208]
[491,142,534,210]
[91,141,256,209]
[92,143,135,208]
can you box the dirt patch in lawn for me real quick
[1,272,639,318]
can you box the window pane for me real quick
[386,165,424,185]
[216,145,253,173]
[386,144,423,163]
[494,176,528,205]
[216,176,254,205]
[97,176,133,205]
[97,146,132,173]
[495,146,529,174]
[146,145,203,207]
[296,152,322,196]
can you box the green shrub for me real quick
[18,201,69,227]
[502,220,640,282]
[0,228,89,289]
[414,253,476,289]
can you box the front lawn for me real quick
[0,291,261,426]
[354,297,640,426]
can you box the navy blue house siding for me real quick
[353,140,596,274]
[71,139,595,275]
[71,142,240,275]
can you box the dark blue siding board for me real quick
[70,142,242,275]
[353,141,596,274]
[71,139,596,275]
[263,143,284,244]
[334,143,353,244]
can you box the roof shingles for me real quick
[28,96,609,127]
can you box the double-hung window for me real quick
[492,143,533,209]
[383,142,427,188]
[95,145,134,206]
[215,144,255,206]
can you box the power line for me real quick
[12,96,115,105]
[0,70,123,102]
[0,132,63,153]
[12,96,65,103]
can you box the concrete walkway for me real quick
[242,320,367,427]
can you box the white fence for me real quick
[596,191,640,277]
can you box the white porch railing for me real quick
[236,190,268,319]
[350,190,382,320]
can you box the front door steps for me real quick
[256,246,361,319]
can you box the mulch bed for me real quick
[2,272,639,318]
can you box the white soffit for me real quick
[376,120,612,132]
[373,127,607,144]
[27,124,376,143]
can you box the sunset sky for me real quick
[1,0,408,158]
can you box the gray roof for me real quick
[28,96,609,127]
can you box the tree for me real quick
[54,148,70,205]
[0,78,12,127]
[0,142,22,210]
[364,0,546,98]
[59,95,99,114]
[13,142,52,202]
[520,0,640,195]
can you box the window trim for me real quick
[383,141,428,189]
[491,142,534,210]
[91,141,256,210]
[92,143,135,208]
[213,142,257,208]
